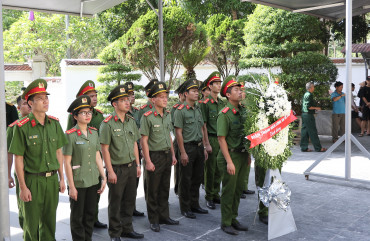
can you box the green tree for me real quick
[180,0,255,22]
[4,12,108,76]
[118,6,204,89]
[2,9,25,31]
[205,14,245,78]
[330,15,369,43]
[5,81,24,104]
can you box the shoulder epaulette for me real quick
[17,117,30,127]
[48,115,59,121]
[6,102,14,106]
[66,128,77,134]
[140,104,147,110]
[104,115,113,123]
[89,126,98,131]
[95,108,103,114]
[173,103,180,109]
[198,100,203,104]
[144,110,153,117]
[8,120,19,128]
[222,107,230,114]
[177,104,184,110]
[133,107,139,111]
[203,99,210,104]
[127,115,135,120]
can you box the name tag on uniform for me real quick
[28,135,38,139]
[114,129,121,132]
[76,141,85,145]
[154,125,160,128]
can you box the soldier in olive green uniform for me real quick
[199,80,211,103]
[200,72,225,210]
[140,82,179,232]
[6,95,31,229]
[174,79,209,219]
[9,79,68,241]
[126,82,145,217]
[66,80,106,228]
[100,85,144,241]
[63,95,107,241]
[172,82,186,195]
[137,79,159,126]
[217,76,249,235]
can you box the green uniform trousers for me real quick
[204,135,221,201]
[179,143,205,212]
[15,174,24,229]
[22,173,59,241]
[70,184,99,241]
[242,165,251,191]
[146,150,171,224]
[107,163,136,237]
[218,151,248,226]
[173,139,180,195]
[300,113,322,151]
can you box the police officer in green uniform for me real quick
[217,76,249,235]
[9,78,68,241]
[199,80,211,103]
[200,71,224,209]
[140,82,179,232]
[137,79,159,125]
[126,82,145,217]
[100,85,144,241]
[63,95,107,241]
[172,81,186,195]
[6,95,31,229]
[66,80,106,228]
[174,79,209,219]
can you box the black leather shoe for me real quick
[150,223,160,232]
[94,220,107,228]
[232,221,248,231]
[243,189,255,195]
[121,231,144,239]
[133,209,145,217]
[206,200,216,209]
[240,193,246,199]
[191,207,208,214]
[159,218,179,225]
[259,216,268,225]
[182,211,196,219]
[110,237,121,241]
[213,197,221,204]
[221,225,238,235]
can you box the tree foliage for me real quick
[330,15,369,43]
[205,14,245,78]
[3,12,108,76]
[2,9,25,31]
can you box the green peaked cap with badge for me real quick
[221,75,240,97]
[175,81,186,94]
[182,78,200,91]
[76,80,97,98]
[205,71,221,87]
[107,85,128,102]
[67,95,91,113]
[22,78,49,101]
[125,82,135,92]
[144,79,159,92]
[148,81,168,98]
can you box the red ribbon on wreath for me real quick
[247,111,297,148]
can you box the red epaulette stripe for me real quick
[198,100,203,103]
[211,99,214,104]
[232,108,237,114]
[17,117,30,127]
[66,128,77,134]
[222,107,230,113]
[186,105,190,109]
[95,108,103,114]
[48,115,59,121]
[8,120,19,127]
[144,110,153,117]
[173,103,180,108]
[104,115,113,123]
[177,104,184,110]
[89,126,98,131]
[140,104,147,110]
[203,99,210,104]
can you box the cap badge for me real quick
[193,80,197,84]
[158,84,163,89]
[89,83,94,87]
[38,82,44,88]
[82,98,87,103]
[216,73,219,77]
[128,84,132,88]
[120,87,125,93]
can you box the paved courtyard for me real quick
[8,135,370,240]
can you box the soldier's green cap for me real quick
[205,71,221,87]
[182,79,200,91]
[175,81,186,94]
[23,78,49,101]
[221,75,240,97]
[125,82,135,92]
[107,85,128,102]
[148,81,168,98]
[67,95,91,113]
[76,80,97,98]
[144,79,159,92]
[199,80,209,91]
[237,78,245,89]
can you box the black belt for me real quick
[26,170,57,177]
[229,148,247,153]
[113,161,134,168]
[150,149,171,154]
[208,133,217,137]
[185,141,203,146]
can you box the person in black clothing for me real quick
[357,77,370,136]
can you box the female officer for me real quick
[63,95,107,241]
